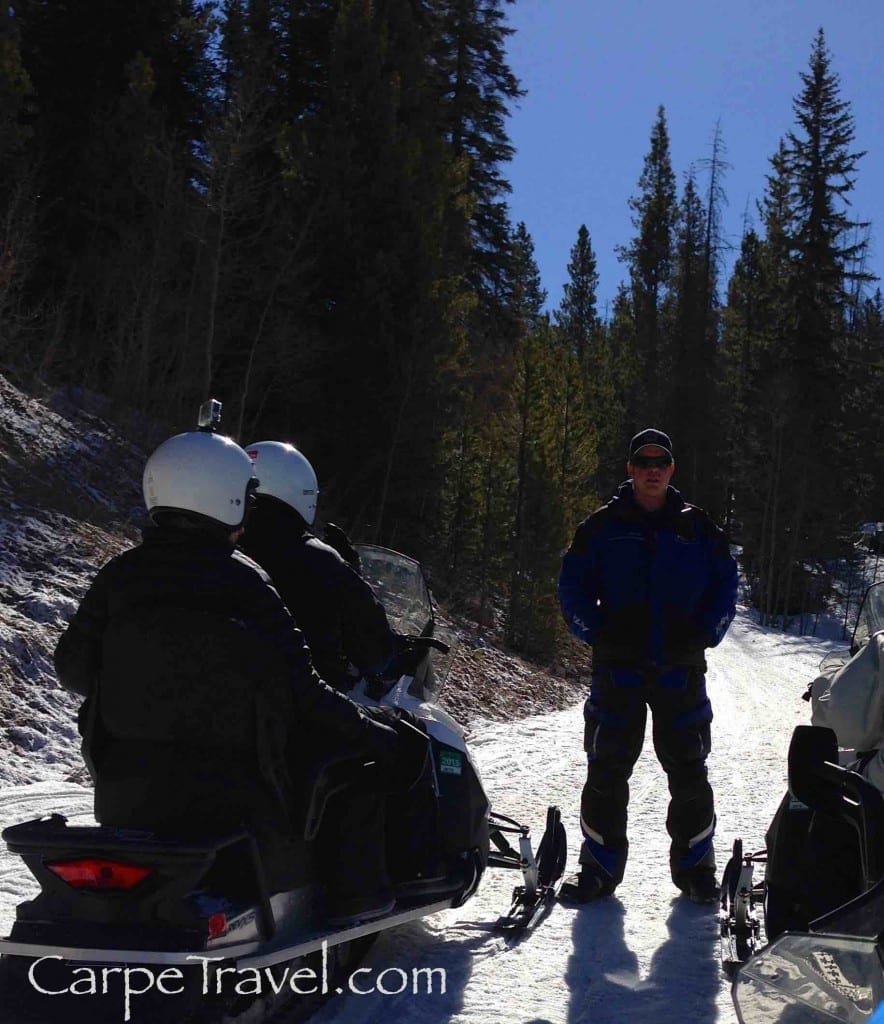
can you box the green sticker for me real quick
[439,750,463,776]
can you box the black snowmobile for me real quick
[722,581,884,1022]
[0,543,566,1023]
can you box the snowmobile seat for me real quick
[788,725,884,891]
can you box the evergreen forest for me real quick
[0,3,881,658]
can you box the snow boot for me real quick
[559,868,616,904]
[671,826,717,904]
[676,867,720,904]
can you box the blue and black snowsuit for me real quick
[559,481,738,890]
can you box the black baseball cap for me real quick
[628,428,673,460]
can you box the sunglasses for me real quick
[631,454,672,469]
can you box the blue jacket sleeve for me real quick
[558,528,601,646]
[698,532,738,648]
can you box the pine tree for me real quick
[293,0,467,553]
[775,29,872,622]
[14,0,214,399]
[555,224,598,364]
[0,7,35,366]
[667,170,710,502]
[719,227,766,538]
[740,147,800,625]
[602,284,641,491]
[848,292,884,519]
[729,31,874,628]
[0,8,31,180]
[618,105,679,421]
[696,123,728,514]
[785,30,870,322]
[192,0,319,435]
[433,0,523,298]
[504,223,566,657]
[554,224,610,499]
[17,1,212,279]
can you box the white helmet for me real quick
[244,441,319,525]
[143,432,257,528]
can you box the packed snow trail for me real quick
[0,611,840,1023]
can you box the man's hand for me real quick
[324,522,362,572]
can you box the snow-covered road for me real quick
[0,610,841,1023]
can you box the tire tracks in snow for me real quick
[0,786,91,815]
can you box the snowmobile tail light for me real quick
[207,913,228,939]
[46,858,153,890]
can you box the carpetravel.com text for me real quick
[28,943,448,1021]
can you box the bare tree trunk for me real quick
[508,347,533,644]
[235,192,320,439]
[374,346,417,543]
[762,418,785,626]
[779,472,808,631]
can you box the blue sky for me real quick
[503,0,884,316]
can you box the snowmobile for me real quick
[722,581,884,1022]
[0,543,566,1023]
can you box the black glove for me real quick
[362,703,422,730]
[360,706,428,789]
[362,704,401,728]
[360,714,402,766]
[324,522,362,572]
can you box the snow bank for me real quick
[0,375,144,784]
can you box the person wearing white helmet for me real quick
[239,442,447,888]
[240,440,397,690]
[54,419,404,924]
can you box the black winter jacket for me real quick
[559,482,738,669]
[240,498,395,688]
[54,525,396,872]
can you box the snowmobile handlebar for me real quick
[396,634,450,655]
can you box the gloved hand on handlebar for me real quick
[323,522,362,573]
[389,633,450,677]
[362,704,403,728]
[359,713,403,766]
[362,703,422,732]
[360,705,429,790]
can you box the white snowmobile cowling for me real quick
[811,630,884,788]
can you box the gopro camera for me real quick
[197,399,222,433]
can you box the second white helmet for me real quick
[143,431,257,528]
[245,441,319,525]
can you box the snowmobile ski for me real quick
[490,806,567,934]
[719,838,765,976]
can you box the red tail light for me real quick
[46,858,153,890]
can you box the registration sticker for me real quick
[439,750,463,776]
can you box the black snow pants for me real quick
[580,665,714,887]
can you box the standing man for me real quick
[558,428,738,903]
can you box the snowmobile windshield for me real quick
[356,544,433,637]
[853,582,884,654]
[732,932,884,1023]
